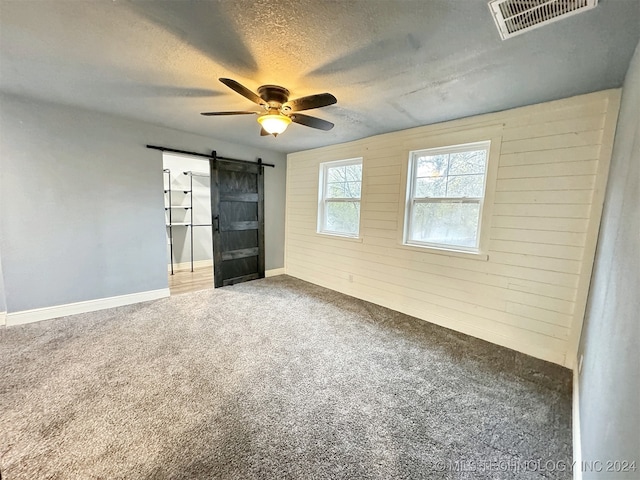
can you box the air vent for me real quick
[488,0,598,40]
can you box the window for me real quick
[318,158,363,237]
[404,141,490,252]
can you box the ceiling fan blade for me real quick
[260,127,270,136]
[219,78,266,106]
[200,111,259,116]
[284,93,337,112]
[290,113,334,131]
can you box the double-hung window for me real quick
[318,158,363,237]
[404,141,490,252]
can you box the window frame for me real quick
[403,141,491,253]
[317,157,363,238]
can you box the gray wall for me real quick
[0,94,286,313]
[0,141,5,313]
[578,41,639,477]
[0,245,6,314]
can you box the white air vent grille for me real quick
[488,0,598,40]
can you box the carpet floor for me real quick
[0,276,572,479]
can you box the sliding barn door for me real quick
[210,158,265,287]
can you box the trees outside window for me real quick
[405,142,490,251]
[318,158,363,237]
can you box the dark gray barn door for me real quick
[210,158,265,288]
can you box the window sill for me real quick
[316,232,364,243]
[400,243,489,261]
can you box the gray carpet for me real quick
[0,275,572,479]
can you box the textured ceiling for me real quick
[1,0,638,154]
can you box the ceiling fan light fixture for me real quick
[203,78,336,136]
[257,113,291,136]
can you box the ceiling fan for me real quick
[201,78,337,137]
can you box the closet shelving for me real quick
[164,168,211,275]
[185,171,212,230]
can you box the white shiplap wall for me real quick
[285,90,621,367]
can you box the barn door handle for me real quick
[213,215,220,232]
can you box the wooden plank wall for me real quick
[285,90,621,367]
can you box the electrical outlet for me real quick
[348,274,353,283]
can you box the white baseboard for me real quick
[573,366,582,480]
[0,311,6,327]
[168,259,213,272]
[5,288,170,327]
[266,268,285,277]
